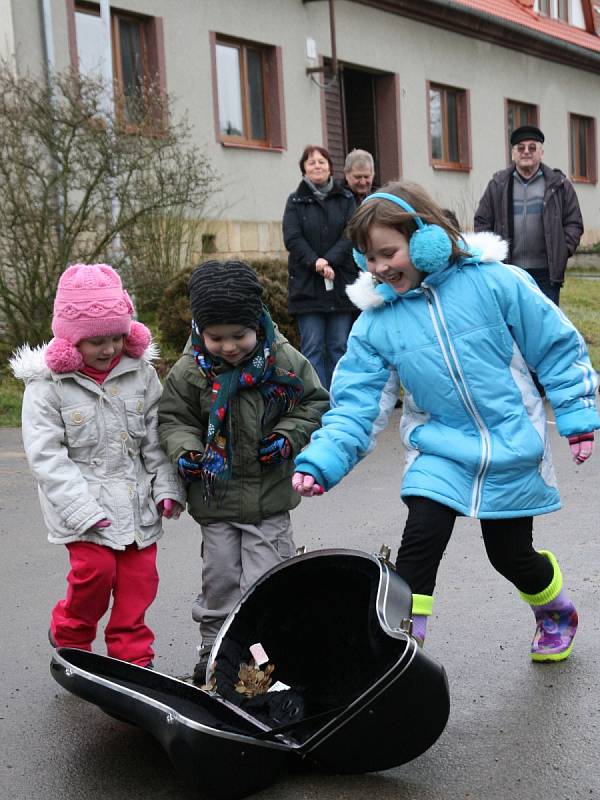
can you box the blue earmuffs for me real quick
[352,192,453,274]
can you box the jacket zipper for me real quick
[233,395,243,518]
[423,286,492,516]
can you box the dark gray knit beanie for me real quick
[188,260,264,331]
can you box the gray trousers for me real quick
[191,512,296,646]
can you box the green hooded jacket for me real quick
[158,331,329,524]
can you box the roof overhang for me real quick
[304,0,600,74]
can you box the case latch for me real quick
[399,617,413,634]
[378,543,391,563]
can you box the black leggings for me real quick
[395,496,554,597]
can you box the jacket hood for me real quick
[346,231,508,311]
[10,341,160,383]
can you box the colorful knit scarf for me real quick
[191,307,304,501]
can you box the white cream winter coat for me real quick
[11,346,186,549]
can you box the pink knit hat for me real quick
[45,263,151,373]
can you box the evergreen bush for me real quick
[157,258,299,367]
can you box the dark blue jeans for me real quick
[528,269,561,306]
[296,312,354,389]
[527,269,560,395]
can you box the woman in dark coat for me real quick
[282,145,357,389]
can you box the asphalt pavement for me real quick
[1,411,599,800]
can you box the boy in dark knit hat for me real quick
[158,260,329,683]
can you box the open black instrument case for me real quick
[51,548,450,798]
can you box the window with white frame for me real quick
[535,0,573,22]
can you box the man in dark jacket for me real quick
[343,148,375,205]
[474,125,583,306]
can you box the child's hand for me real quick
[87,518,111,533]
[292,471,324,497]
[157,498,182,519]
[178,451,203,481]
[568,432,595,464]
[258,433,291,466]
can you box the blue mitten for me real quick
[178,451,204,481]
[258,434,291,466]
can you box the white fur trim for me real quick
[345,271,385,310]
[9,344,51,382]
[345,232,509,312]
[10,340,159,382]
[144,341,160,362]
[461,231,508,263]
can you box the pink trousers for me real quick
[50,541,159,666]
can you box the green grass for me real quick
[561,277,600,369]
[0,374,23,427]
[1,277,599,428]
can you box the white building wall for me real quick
[333,1,600,242]
[7,0,600,251]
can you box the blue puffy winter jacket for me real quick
[294,233,599,518]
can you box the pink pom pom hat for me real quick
[45,263,151,373]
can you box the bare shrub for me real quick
[0,63,219,348]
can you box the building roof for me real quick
[331,0,600,72]
[450,0,600,53]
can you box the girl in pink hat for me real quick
[10,263,186,668]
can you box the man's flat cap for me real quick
[511,125,545,146]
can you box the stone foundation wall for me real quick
[580,229,600,249]
[197,219,600,265]
[201,220,287,261]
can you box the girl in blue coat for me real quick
[293,181,599,663]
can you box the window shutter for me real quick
[324,76,346,179]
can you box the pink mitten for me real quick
[568,432,595,464]
[291,471,325,497]
[158,498,181,519]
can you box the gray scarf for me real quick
[303,175,334,199]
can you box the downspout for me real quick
[40,0,65,243]
[40,0,55,75]
[98,0,125,267]
[98,0,115,113]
